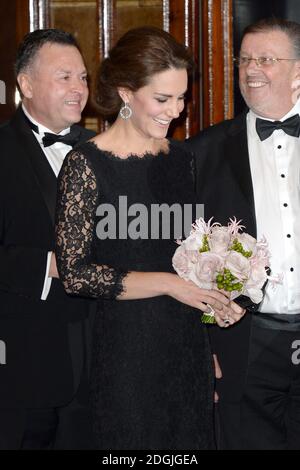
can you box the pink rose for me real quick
[208,226,231,254]
[246,262,267,289]
[182,230,203,251]
[225,251,250,280]
[189,252,224,289]
[172,244,192,281]
[236,232,257,255]
[242,263,267,303]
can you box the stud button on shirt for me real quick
[248,104,300,314]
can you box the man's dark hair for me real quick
[242,17,300,59]
[15,28,79,75]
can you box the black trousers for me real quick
[216,313,300,450]
[0,393,95,450]
[20,408,58,450]
[0,361,95,450]
[20,399,96,450]
[2,306,97,450]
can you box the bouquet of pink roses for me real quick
[172,218,271,323]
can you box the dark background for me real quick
[0,1,17,122]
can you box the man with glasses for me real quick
[187,17,300,449]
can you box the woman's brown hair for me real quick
[96,26,194,121]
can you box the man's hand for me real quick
[213,354,222,403]
[49,252,59,278]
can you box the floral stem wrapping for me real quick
[172,218,271,324]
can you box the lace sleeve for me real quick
[55,150,128,299]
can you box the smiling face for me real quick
[120,67,188,140]
[18,42,89,133]
[239,30,300,119]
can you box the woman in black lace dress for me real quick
[55,27,244,450]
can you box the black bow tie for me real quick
[23,110,81,148]
[256,114,300,141]
[42,128,81,148]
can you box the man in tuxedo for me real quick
[0,29,96,449]
[187,17,300,449]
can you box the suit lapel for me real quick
[11,108,58,226]
[225,113,257,236]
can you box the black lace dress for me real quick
[55,140,214,450]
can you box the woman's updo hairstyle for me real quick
[96,26,194,121]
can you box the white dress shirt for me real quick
[247,101,300,314]
[22,105,73,300]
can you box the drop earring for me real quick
[119,101,132,120]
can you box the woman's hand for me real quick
[167,274,230,312]
[166,274,245,328]
[213,300,246,328]
[118,272,245,327]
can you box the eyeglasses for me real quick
[234,56,299,67]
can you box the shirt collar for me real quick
[22,104,71,137]
[247,99,300,139]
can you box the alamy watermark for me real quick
[0,340,6,365]
[0,80,6,104]
[95,197,204,240]
[292,340,300,365]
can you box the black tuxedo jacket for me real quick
[0,107,95,410]
[186,111,257,402]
